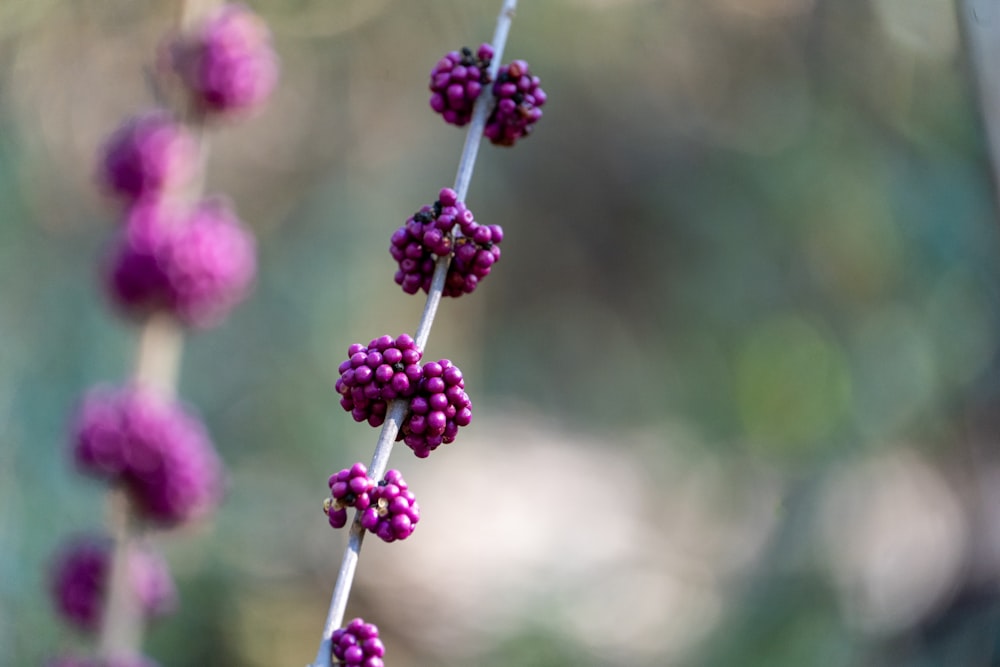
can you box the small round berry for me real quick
[50,534,177,634]
[400,359,472,457]
[325,462,375,529]
[99,110,199,203]
[336,335,423,426]
[485,59,546,146]
[359,470,420,542]
[331,618,385,666]
[71,386,225,525]
[428,44,494,126]
[170,3,279,116]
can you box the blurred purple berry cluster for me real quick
[428,45,545,146]
[50,535,177,633]
[331,618,386,667]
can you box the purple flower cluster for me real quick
[72,386,224,525]
[428,44,494,127]
[390,188,502,297]
[400,359,472,458]
[485,60,547,146]
[335,334,423,427]
[106,197,256,327]
[50,534,177,633]
[331,617,385,667]
[47,655,160,667]
[325,463,375,529]
[100,111,199,204]
[170,3,279,116]
[360,469,420,543]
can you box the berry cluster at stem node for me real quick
[331,618,385,667]
[428,44,494,126]
[72,386,225,525]
[390,188,502,297]
[400,359,472,458]
[168,2,279,116]
[325,462,375,529]
[106,196,257,328]
[50,534,177,634]
[485,59,546,146]
[335,334,422,426]
[360,469,420,542]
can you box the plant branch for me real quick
[309,1,519,665]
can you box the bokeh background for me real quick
[3,0,1000,665]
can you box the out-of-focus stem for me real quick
[97,488,143,657]
[960,0,1000,212]
[132,313,184,398]
[310,2,519,665]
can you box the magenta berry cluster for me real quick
[100,111,198,204]
[335,334,423,427]
[72,386,224,525]
[390,187,502,297]
[169,3,279,116]
[325,463,375,529]
[429,46,545,146]
[400,359,472,458]
[331,618,385,667]
[50,534,177,633]
[359,469,420,543]
[429,44,494,127]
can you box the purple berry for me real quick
[170,3,279,115]
[400,359,472,457]
[331,618,385,666]
[71,386,225,525]
[99,110,198,203]
[50,534,177,634]
[106,196,256,328]
[336,335,423,425]
[428,44,494,127]
[485,59,546,146]
[359,470,420,542]
[325,462,375,529]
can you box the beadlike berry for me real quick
[485,60,546,146]
[99,110,198,203]
[324,462,375,529]
[400,359,472,458]
[331,617,385,667]
[360,469,420,543]
[390,188,501,297]
[335,335,423,427]
[106,197,256,327]
[170,2,279,115]
[47,656,160,667]
[429,44,494,126]
[72,386,225,525]
[50,534,177,633]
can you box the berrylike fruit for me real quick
[324,462,375,529]
[429,44,494,127]
[331,617,385,667]
[50,534,177,633]
[399,359,472,458]
[72,386,225,525]
[335,334,423,427]
[99,110,198,204]
[360,469,420,543]
[390,188,501,297]
[170,2,279,115]
[106,196,256,328]
[485,59,546,146]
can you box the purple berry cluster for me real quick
[325,463,375,529]
[429,44,494,127]
[390,187,502,297]
[106,197,256,327]
[50,534,177,633]
[360,469,420,543]
[400,359,472,458]
[100,111,198,204]
[169,3,279,116]
[335,334,423,427]
[331,618,385,667]
[72,386,224,525]
[428,46,545,146]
